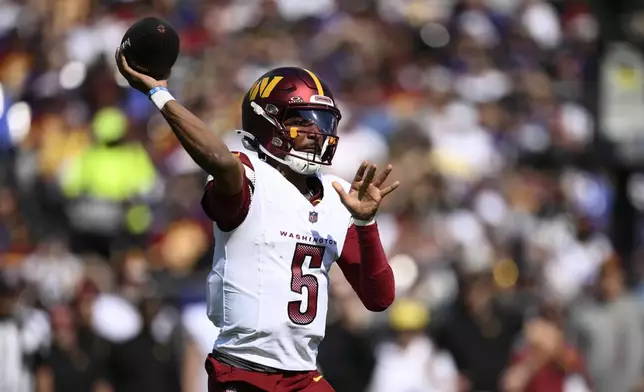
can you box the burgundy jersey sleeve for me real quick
[336,223,395,311]
[201,151,254,232]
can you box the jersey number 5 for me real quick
[288,243,325,325]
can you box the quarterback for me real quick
[116,50,397,392]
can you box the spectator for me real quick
[434,271,523,391]
[106,294,183,392]
[318,295,376,392]
[20,235,84,309]
[0,271,50,392]
[60,107,157,257]
[502,302,590,392]
[369,298,457,392]
[36,305,110,392]
[569,257,644,392]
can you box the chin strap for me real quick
[286,150,320,175]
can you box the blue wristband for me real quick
[147,86,168,98]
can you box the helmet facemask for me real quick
[247,102,340,175]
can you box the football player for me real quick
[116,50,398,392]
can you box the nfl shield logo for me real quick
[309,211,318,223]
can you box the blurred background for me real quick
[1,0,644,391]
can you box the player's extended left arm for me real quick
[336,222,395,312]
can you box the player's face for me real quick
[283,109,338,156]
[286,118,324,153]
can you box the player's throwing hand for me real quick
[114,48,167,94]
[332,161,400,221]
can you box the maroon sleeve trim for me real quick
[200,151,254,232]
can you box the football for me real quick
[120,17,180,80]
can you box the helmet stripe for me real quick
[259,77,269,96]
[249,76,285,100]
[249,80,261,100]
[261,76,283,98]
[303,69,324,96]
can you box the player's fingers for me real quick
[372,164,393,187]
[117,49,142,79]
[379,181,400,198]
[119,51,134,75]
[115,49,131,77]
[359,164,376,194]
[352,161,369,184]
[115,49,127,74]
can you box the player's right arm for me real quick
[114,48,243,196]
[160,100,243,194]
[201,152,254,231]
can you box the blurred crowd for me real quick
[1,0,644,391]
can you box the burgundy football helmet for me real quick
[239,67,341,175]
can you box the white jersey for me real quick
[206,152,352,371]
